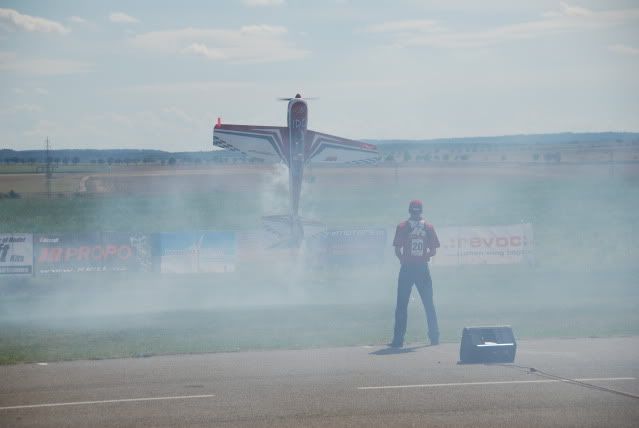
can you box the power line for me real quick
[499,363,639,400]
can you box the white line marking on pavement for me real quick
[358,377,636,390]
[0,394,215,411]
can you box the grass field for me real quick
[0,267,636,365]
[0,165,637,364]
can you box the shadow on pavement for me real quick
[369,345,429,355]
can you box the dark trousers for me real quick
[393,263,439,345]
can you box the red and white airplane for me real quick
[213,94,379,247]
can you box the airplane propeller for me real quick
[277,94,318,101]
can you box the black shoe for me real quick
[388,341,403,348]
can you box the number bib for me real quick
[410,238,424,256]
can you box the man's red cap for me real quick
[409,199,423,212]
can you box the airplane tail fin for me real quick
[262,215,325,249]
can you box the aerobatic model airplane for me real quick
[213,94,379,247]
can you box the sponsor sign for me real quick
[236,230,274,262]
[431,224,534,266]
[0,233,33,275]
[309,228,387,265]
[35,233,152,274]
[158,231,236,273]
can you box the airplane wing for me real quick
[213,124,290,165]
[305,130,379,165]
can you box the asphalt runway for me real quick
[1,337,638,427]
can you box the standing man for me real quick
[390,199,440,348]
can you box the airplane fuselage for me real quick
[287,98,307,223]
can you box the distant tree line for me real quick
[0,149,248,166]
[3,131,637,166]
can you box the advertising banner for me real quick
[308,228,387,265]
[34,233,152,274]
[0,233,33,275]
[236,230,273,262]
[430,223,534,266]
[158,231,236,273]
[236,227,326,264]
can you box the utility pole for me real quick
[45,137,52,198]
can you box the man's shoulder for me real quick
[421,219,436,230]
[397,220,409,229]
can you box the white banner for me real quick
[0,233,33,275]
[430,224,534,266]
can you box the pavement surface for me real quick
[1,337,638,427]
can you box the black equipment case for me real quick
[459,326,516,364]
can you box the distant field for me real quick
[0,173,86,194]
[0,164,637,364]
[0,164,265,194]
[0,163,113,175]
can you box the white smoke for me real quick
[260,162,289,214]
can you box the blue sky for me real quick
[1,0,638,151]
